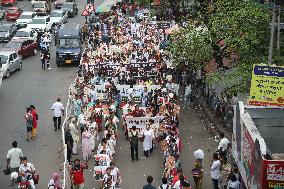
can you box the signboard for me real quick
[85,3,94,13]
[82,10,90,16]
[263,160,284,188]
[249,64,284,107]
[125,116,160,129]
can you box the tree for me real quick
[169,0,271,96]
[168,23,213,70]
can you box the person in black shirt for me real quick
[129,126,139,161]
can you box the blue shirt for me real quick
[143,184,156,189]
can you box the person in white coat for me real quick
[142,124,155,158]
[69,117,79,155]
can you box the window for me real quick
[22,41,28,47]
[5,41,22,49]
[0,55,8,64]
[0,26,9,32]
[19,14,33,19]
[15,31,29,37]
[7,9,18,14]
[30,19,46,24]
[58,38,80,48]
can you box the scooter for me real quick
[18,175,32,189]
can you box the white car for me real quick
[26,15,52,33]
[0,51,22,78]
[50,10,68,26]
[16,12,36,28]
[12,28,38,41]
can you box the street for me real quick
[0,1,221,189]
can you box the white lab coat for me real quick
[143,129,154,151]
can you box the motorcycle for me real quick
[18,176,32,189]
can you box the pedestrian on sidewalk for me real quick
[210,153,221,189]
[65,128,73,163]
[69,117,79,155]
[183,83,192,108]
[82,126,92,162]
[129,126,139,161]
[6,141,23,186]
[41,52,46,70]
[219,156,231,189]
[30,105,38,140]
[192,149,204,189]
[70,159,88,189]
[51,98,64,131]
[24,107,33,141]
[143,176,156,189]
[218,132,230,155]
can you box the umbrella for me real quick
[96,3,112,13]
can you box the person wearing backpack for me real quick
[159,177,171,189]
[192,149,204,189]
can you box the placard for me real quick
[249,64,284,107]
[125,116,159,129]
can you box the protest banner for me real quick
[249,64,284,107]
[125,117,160,129]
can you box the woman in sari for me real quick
[82,127,92,161]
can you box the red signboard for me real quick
[81,10,89,16]
[262,160,284,188]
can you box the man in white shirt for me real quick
[218,132,230,154]
[51,98,64,131]
[210,153,221,189]
[18,157,36,189]
[6,141,23,186]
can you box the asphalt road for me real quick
[0,1,219,189]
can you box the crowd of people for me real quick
[3,1,242,189]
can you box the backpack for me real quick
[36,113,39,120]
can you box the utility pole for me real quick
[276,5,281,53]
[268,6,277,65]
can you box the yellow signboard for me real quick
[249,64,284,107]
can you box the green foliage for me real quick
[168,24,213,70]
[170,0,271,97]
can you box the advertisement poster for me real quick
[262,160,284,188]
[249,64,284,107]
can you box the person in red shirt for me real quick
[30,105,38,140]
[172,168,187,186]
[70,159,88,189]
[132,105,144,117]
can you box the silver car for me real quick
[0,51,22,78]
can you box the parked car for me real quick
[6,7,22,21]
[61,2,78,17]
[26,15,52,33]
[1,0,17,6]
[0,7,5,20]
[54,0,64,9]
[2,39,37,58]
[0,51,22,78]
[50,9,67,26]
[12,28,38,41]
[33,1,51,15]
[0,22,17,42]
[31,0,51,7]
[16,12,36,28]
